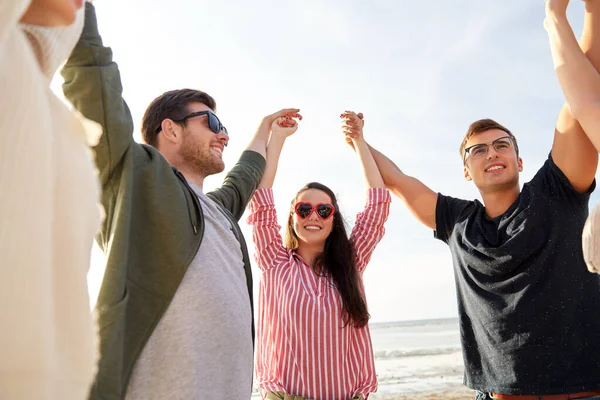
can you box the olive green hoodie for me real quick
[61,4,265,399]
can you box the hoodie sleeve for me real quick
[0,0,29,43]
[61,2,135,188]
[208,150,266,220]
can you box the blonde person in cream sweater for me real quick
[0,0,102,399]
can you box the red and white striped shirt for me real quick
[247,187,391,400]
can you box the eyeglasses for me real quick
[156,110,228,136]
[294,202,335,220]
[463,136,516,163]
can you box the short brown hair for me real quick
[141,89,217,147]
[459,119,519,160]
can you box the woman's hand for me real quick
[341,111,365,150]
[271,113,302,138]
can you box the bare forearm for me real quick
[258,134,286,189]
[367,144,406,189]
[367,143,438,229]
[547,14,600,126]
[549,1,600,192]
[245,120,270,158]
[354,138,384,188]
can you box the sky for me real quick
[58,0,599,323]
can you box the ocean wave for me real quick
[370,317,459,330]
[373,347,461,359]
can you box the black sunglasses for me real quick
[156,110,228,137]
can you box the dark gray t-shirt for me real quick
[435,155,600,394]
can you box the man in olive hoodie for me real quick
[61,3,301,399]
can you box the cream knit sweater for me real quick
[583,203,600,274]
[0,2,101,399]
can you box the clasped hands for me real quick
[265,108,366,148]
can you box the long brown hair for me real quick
[284,182,370,328]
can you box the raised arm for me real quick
[208,109,300,219]
[546,0,599,192]
[258,111,302,189]
[246,110,301,270]
[341,111,385,189]
[244,108,301,159]
[60,2,135,187]
[247,188,289,271]
[343,113,438,230]
[545,0,600,150]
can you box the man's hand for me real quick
[271,114,302,138]
[341,111,365,151]
[260,108,301,130]
[249,108,301,156]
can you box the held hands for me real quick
[256,108,301,142]
[257,108,302,141]
[271,113,303,138]
[261,109,301,130]
[341,111,365,151]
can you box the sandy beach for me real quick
[370,349,473,399]
[380,388,474,399]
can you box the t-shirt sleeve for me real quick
[434,193,474,244]
[528,153,595,206]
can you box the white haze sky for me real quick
[53,0,599,323]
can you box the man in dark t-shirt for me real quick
[435,154,600,396]
[341,2,600,399]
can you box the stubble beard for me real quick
[180,137,225,178]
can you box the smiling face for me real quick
[290,189,335,250]
[463,128,523,193]
[178,102,228,177]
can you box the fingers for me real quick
[340,110,364,142]
[273,115,301,133]
[340,110,365,126]
[278,115,301,128]
[273,108,302,120]
[276,117,294,128]
[341,119,362,129]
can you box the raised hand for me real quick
[257,110,302,189]
[341,111,365,150]
[251,108,301,156]
[271,114,302,138]
[261,108,301,131]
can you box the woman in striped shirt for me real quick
[247,111,391,400]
